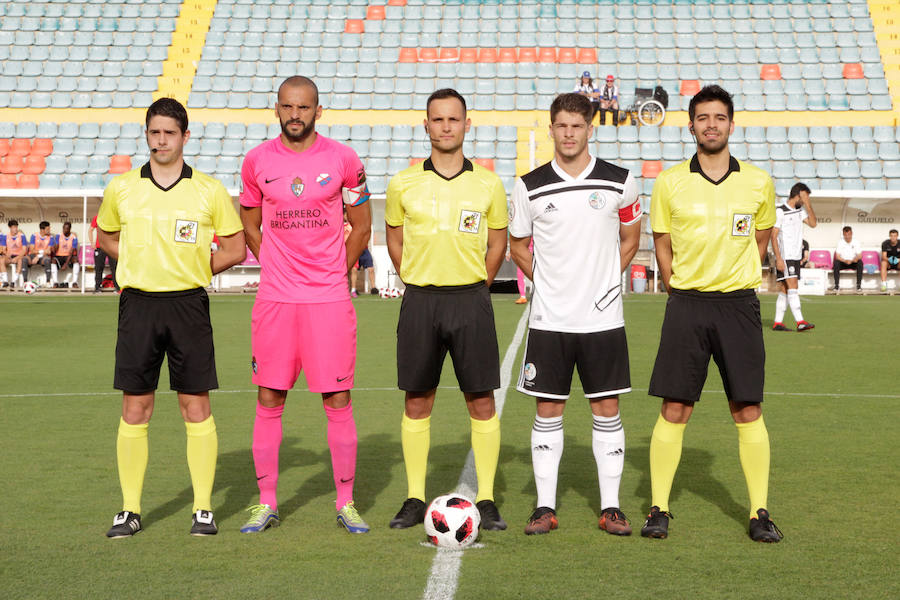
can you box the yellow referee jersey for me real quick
[650,155,775,292]
[386,158,508,286]
[98,163,242,292]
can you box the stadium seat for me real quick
[17,173,39,189]
[0,155,24,174]
[808,250,832,269]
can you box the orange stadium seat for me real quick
[366,6,385,20]
[409,157,425,166]
[498,48,518,63]
[842,63,864,79]
[388,0,407,6]
[538,47,557,62]
[9,139,32,156]
[22,155,46,174]
[760,64,782,80]
[0,155,24,174]
[439,48,459,62]
[680,79,701,96]
[31,139,53,157]
[518,48,537,63]
[642,160,663,179]
[344,19,364,34]
[109,155,132,174]
[420,48,439,62]
[0,139,9,157]
[459,48,478,63]
[474,158,495,171]
[557,48,577,63]
[478,48,498,63]
[398,48,418,63]
[0,173,17,188]
[577,48,597,64]
[16,174,39,189]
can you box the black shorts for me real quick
[649,289,764,404]
[114,288,218,395]
[775,259,802,281]
[53,255,78,268]
[396,282,500,393]
[357,248,374,269]
[517,327,631,400]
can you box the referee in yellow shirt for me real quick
[98,98,246,538]
[385,89,509,531]
[642,85,783,543]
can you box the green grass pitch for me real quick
[1,292,895,599]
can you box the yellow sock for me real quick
[185,416,217,513]
[736,416,770,518]
[401,414,430,502]
[470,414,501,503]
[649,414,686,512]
[117,418,149,514]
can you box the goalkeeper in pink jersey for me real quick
[239,76,373,534]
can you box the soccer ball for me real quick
[23,281,37,295]
[424,494,480,548]
[379,288,392,299]
[389,287,402,298]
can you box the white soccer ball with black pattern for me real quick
[424,494,480,548]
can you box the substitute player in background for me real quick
[100,98,246,538]
[239,76,372,534]
[772,182,817,331]
[880,229,899,292]
[385,89,509,531]
[643,85,783,543]
[0,219,28,287]
[509,93,641,536]
[51,221,80,288]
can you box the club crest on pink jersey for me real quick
[292,177,304,197]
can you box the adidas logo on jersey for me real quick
[543,203,558,214]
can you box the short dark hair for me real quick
[789,182,811,199]
[63,221,72,228]
[890,229,898,235]
[426,88,467,116]
[39,221,50,229]
[550,93,593,124]
[688,85,734,121]
[146,97,188,134]
[278,76,319,106]
[8,219,17,227]
[842,226,852,233]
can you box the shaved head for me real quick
[278,76,319,106]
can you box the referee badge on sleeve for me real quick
[732,213,752,237]
[175,220,198,243]
[459,210,482,234]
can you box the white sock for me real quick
[531,415,564,510]
[592,413,625,510]
[787,289,803,322]
[72,263,80,281]
[774,292,787,323]
[0,272,6,283]
[51,262,58,284]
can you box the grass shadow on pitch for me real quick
[626,442,747,526]
[142,436,323,527]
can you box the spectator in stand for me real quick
[832,226,863,292]
[90,214,118,293]
[52,221,80,288]
[598,75,619,126]
[26,221,54,286]
[881,228,899,292]
[574,71,600,123]
[1,219,29,288]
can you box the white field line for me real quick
[422,309,529,600]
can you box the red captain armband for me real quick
[618,200,642,224]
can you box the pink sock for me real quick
[325,401,358,510]
[252,402,284,511]
[517,267,526,296]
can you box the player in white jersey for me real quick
[509,93,641,536]
[771,182,817,331]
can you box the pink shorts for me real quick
[250,299,357,393]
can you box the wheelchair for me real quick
[621,87,667,126]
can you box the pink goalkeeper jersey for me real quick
[240,134,368,303]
